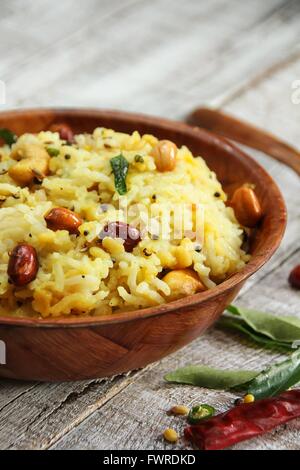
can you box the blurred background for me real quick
[0,0,299,132]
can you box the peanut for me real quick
[162,269,205,300]
[49,123,74,143]
[45,207,83,234]
[99,222,140,252]
[9,143,50,186]
[8,243,39,286]
[151,140,177,172]
[288,265,300,289]
[229,186,262,228]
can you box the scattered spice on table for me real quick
[184,389,300,450]
[163,428,178,443]
[169,405,189,416]
[164,305,300,448]
[187,404,215,424]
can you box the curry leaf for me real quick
[226,305,300,343]
[164,365,258,389]
[247,349,300,399]
[218,317,293,351]
[110,154,129,195]
[282,316,300,329]
[0,128,17,146]
[165,352,300,398]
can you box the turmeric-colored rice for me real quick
[0,128,248,318]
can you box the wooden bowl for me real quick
[0,109,286,381]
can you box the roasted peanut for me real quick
[8,243,39,286]
[8,143,50,186]
[288,265,300,289]
[162,269,205,300]
[49,123,74,143]
[229,186,262,228]
[151,140,177,172]
[99,221,140,252]
[45,207,83,234]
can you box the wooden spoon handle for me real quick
[187,107,300,176]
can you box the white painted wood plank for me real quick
[0,380,37,411]
[0,0,139,77]
[0,372,152,450]
[0,0,287,111]
[20,0,299,118]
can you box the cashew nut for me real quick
[8,143,50,186]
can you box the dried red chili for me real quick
[184,389,300,450]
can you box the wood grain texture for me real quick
[1,0,294,113]
[0,0,299,450]
[0,372,146,450]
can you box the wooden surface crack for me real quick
[40,367,154,450]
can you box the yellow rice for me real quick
[0,128,248,318]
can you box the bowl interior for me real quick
[0,108,287,326]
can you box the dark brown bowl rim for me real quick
[0,108,287,328]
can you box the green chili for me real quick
[188,404,216,424]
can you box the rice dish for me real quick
[0,126,249,318]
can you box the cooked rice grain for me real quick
[0,128,249,318]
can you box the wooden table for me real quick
[0,0,300,450]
